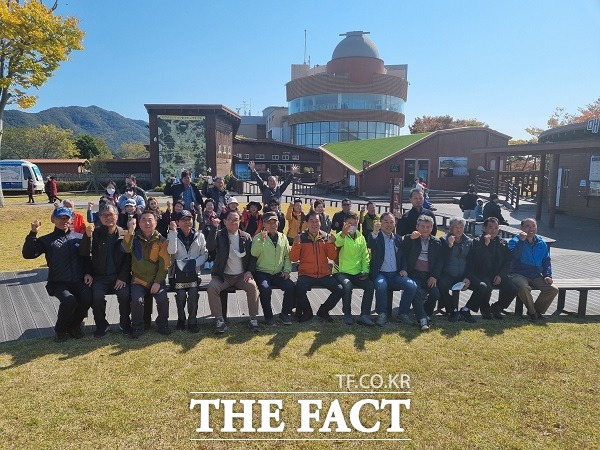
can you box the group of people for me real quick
[459,185,509,225]
[22,167,559,342]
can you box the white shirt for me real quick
[224,232,244,275]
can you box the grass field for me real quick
[1,193,599,448]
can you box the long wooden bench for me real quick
[497,225,556,247]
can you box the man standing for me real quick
[79,204,132,337]
[359,202,379,240]
[508,218,558,321]
[248,161,298,206]
[334,212,375,326]
[125,174,148,204]
[202,176,230,213]
[331,198,353,233]
[290,211,343,323]
[483,194,509,225]
[438,217,487,323]
[122,210,171,338]
[22,207,92,342]
[251,212,295,326]
[396,188,437,236]
[470,217,517,319]
[402,215,443,328]
[164,170,204,212]
[167,210,208,333]
[369,212,421,328]
[459,186,478,220]
[206,210,260,333]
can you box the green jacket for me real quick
[123,230,170,288]
[334,231,370,275]
[251,232,292,275]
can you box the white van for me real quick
[0,160,45,193]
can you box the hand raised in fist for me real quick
[248,161,256,171]
[341,221,351,237]
[31,220,42,233]
[128,218,137,234]
[169,221,178,232]
[519,231,528,241]
[261,229,268,241]
[294,234,301,245]
[190,202,195,211]
[360,205,366,212]
[85,224,94,238]
[484,234,491,246]
[447,235,455,247]
[373,222,381,234]
[327,233,336,244]
[166,200,171,210]
[87,201,94,209]
[212,218,221,226]
[410,230,421,240]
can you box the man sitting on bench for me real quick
[507,218,558,322]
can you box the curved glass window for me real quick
[289,93,404,114]
[291,121,401,148]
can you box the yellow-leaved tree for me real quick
[0,0,84,206]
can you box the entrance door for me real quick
[404,159,429,187]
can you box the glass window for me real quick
[367,131,376,140]
[305,122,312,134]
[349,121,359,133]
[377,122,385,134]
[329,132,339,143]
[368,122,376,133]
[330,121,339,132]
[359,121,367,132]
[339,131,349,142]
[358,132,367,140]
[320,122,329,132]
[339,121,349,132]
[320,132,329,144]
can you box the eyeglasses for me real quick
[100,213,117,218]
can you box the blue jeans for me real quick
[373,272,421,318]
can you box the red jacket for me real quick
[290,229,337,278]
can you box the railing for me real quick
[54,173,152,182]
[476,174,521,209]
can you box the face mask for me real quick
[349,225,357,234]
[106,188,115,195]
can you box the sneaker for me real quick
[188,324,200,333]
[397,313,414,326]
[93,326,108,338]
[279,313,292,325]
[215,318,228,334]
[343,315,354,325]
[317,307,333,323]
[119,324,133,335]
[144,322,152,331]
[67,325,84,339]
[357,315,375,326]
[248,319,260,332]
[480,308,493,320]
[449,311,460,322]
[376,313,387,327]
[130,328,144,339]
[419,318,430,331]
[265,317,276,327]
[53,332,69,343]
[298,310,314,323]
[528,313,537,322]
[491,304,504,320]
[536,312,546,321]
[176,320,186,330]
[157,326,172,336]
[460,309,476,323]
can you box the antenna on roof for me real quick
[303,29,307,65]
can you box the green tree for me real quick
[0,0,84,206]
[117,141,148,159]
[409,115,487,133]
[74,134,112,159]
[2,124,78,159]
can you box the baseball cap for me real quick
[228,197,239,205]
[53,206,73,219]
[125,199,136,207]
[177,210,193,220]
[262,211,278,222]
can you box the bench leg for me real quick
[577,290,588,317]
[555,290,566,315]
[387,289,393,316]
[514,298,524,317]
[220,291,228,321]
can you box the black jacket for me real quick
[201,182,230,212]
[252,171,294,206]
[470,234,511,279]
[367,232,406,277]
[22,228,89,293]
[206,227,256,279]
[164,180,204,209]
[459,192,478,211]
[331,211,353,233]
[401,234,443,279]
[396,207,438,236]
[483,201,508,224]
[79,225,131,282]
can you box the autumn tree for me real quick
[409,115,487,134]
[74,134,113,159]
[0,0,84,206]
[2,125,78,159]
[117,141,149,159]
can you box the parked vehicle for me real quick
[0,160,45,193]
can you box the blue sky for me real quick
[9,0,600,140]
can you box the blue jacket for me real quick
[367,232,406,278]
[508,235,552,278]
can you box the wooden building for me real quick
[28,159,88,175]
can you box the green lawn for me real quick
[0,319,598,448]
[323,133,431,171]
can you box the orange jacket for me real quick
[71,212,86,234]
[289,229,337,278]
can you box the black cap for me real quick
[177,210,193,220]
[262,211,278,222]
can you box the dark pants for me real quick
[410,271,441,317]
[373,272,419,316]
[176,286,199,325]
[130,283,169,330]
[471,275,518,311]
[254,271,296,318]
[334,273,375,316]
[28,193,34,203]
[295,275,343,314]
[91,275,130,330]
[438,273,487,312]
[52,281,93,333]
[143,294,153,325]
